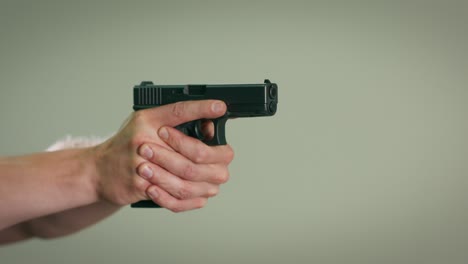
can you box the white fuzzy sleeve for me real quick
[46,135,109,151]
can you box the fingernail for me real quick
[141,145,153,159]
[140,165,153,179]
[212,102,224,113]
[159,127,169,140]
[148,188,159,199]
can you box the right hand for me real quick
[92,100,234,212]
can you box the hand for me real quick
[137,124,234,212]
[92,100,234,212]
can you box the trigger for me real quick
[194,120,205,140]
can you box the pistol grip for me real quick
[131,200,161,208]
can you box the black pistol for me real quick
[131,79,278,208]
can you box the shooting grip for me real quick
[130,116,228,208]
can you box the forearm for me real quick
[24,200,121,239]
[0,201,121,245]
[0,148,99,231]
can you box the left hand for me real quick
[137,125,234,212]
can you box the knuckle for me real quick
[194,147,208,163]
[216,169,230,184]
[225,146,235,163]
[160,196,184,213]
[175,183,192,200]
[207,186,220,197]
[182,163,195,179]
[169,132,183,149]
[169,203,184,213]
[196,199,207,209]
[171,102,186,118]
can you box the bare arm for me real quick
[0,136,122,245]
[0,149,100,231]
[0,201,120,245]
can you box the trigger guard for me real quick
[176,117,228,146]
[204,117,228,146]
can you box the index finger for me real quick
[159,126,234,164]
[142,100,227,127]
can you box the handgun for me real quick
[131,79,278,208]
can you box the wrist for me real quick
[88,140,121,205]
[79,146,102,204]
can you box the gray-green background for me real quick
[1,0,468,263]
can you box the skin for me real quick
[0,100,234,245]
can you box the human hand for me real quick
[92,100,234,212]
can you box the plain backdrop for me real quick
[1,1,468,263]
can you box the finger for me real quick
[158,126,234,164]
[146,185,208,213]
[142,100,227,127]
[139,143,230,184]
[132,174,153,200]
[201,120,215,140]
[136,162,220,199]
